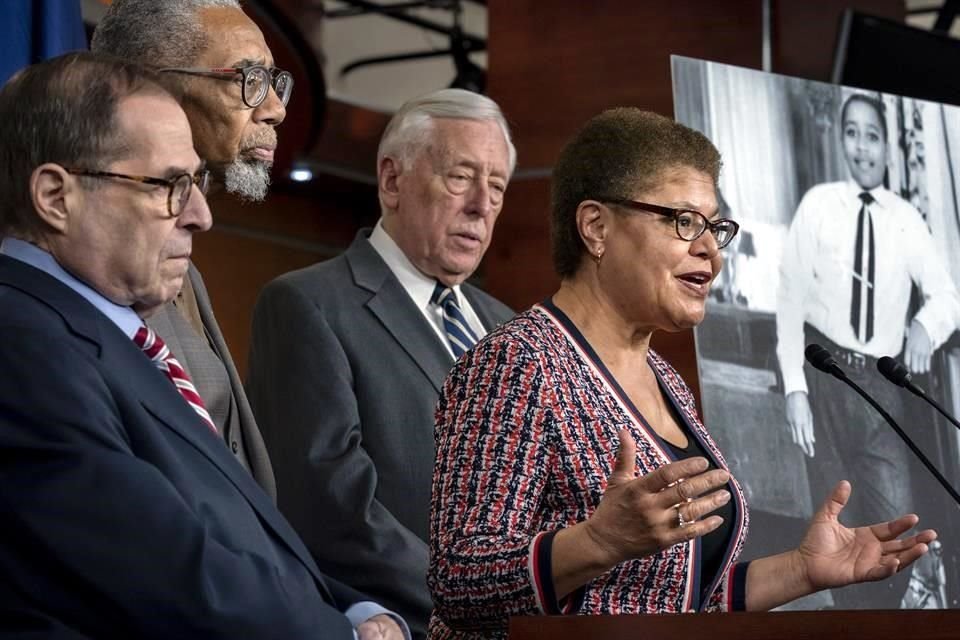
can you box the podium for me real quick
[509,610,960,639]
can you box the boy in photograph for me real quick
[775,92,960,609]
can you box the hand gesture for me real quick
[796,481,937,591]
[582,429,732,566]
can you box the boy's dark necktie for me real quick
[850,191,876,343]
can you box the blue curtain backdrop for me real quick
[0,0,87,85]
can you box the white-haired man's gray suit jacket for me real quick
[246,229,513,640]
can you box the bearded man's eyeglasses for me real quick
[160,64,293,108]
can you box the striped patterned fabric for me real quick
[134,325,218,435]
[431,283,479,358]
[427,303,749,639]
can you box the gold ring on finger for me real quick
[667,478,690,502]
[676,504,694,528]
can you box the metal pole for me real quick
[762,0,772,72]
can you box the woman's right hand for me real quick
[551,429,732,598]
[582,428,732,567]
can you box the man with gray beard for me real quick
[91,0,288,497]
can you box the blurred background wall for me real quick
[45,0,946,392]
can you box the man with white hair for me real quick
[92,0,289,497]
[247,88,516,638]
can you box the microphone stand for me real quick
[831,371,960,508]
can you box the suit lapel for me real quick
[0,256,105,350]
[0,257,242,488]
[188,265,257,434]
[462,285,506,332]
[145,303,194,377]
[111,331,333,594]
[184,265,276,499]
[346,232,453,393]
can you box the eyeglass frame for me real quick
[595,197,740,249]
[158,65,294,108]
[64,167,211,218]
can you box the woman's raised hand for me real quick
[582,429,732,566]
[796,480,937,591]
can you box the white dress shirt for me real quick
[776,181,960,396]
[368,219,488,358]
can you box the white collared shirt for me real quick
[776,180,960,395]
[368,219,487,357]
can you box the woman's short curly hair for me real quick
[550,108,722,278]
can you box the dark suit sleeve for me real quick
[0,330,356,640]
[247,278,432,639]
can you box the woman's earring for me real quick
[594,247,604,266]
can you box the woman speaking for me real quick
[426,108,935,639]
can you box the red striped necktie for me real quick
[133,325,218,435]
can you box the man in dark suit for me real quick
[247,88,516,638]
[91,0,283,497]
[0,52,405,640]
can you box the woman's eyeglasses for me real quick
[597,197,740,249]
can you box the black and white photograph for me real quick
[673,55,960,611]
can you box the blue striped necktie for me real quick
[431,282,479,358]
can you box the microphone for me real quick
[877,356,960,434]
[805,344,960,508]
[877,356,926,396]
[805,344,846,379]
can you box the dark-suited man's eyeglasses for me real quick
[65,168,211,218]
[597,197,740,249]
[159,65,294,108]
